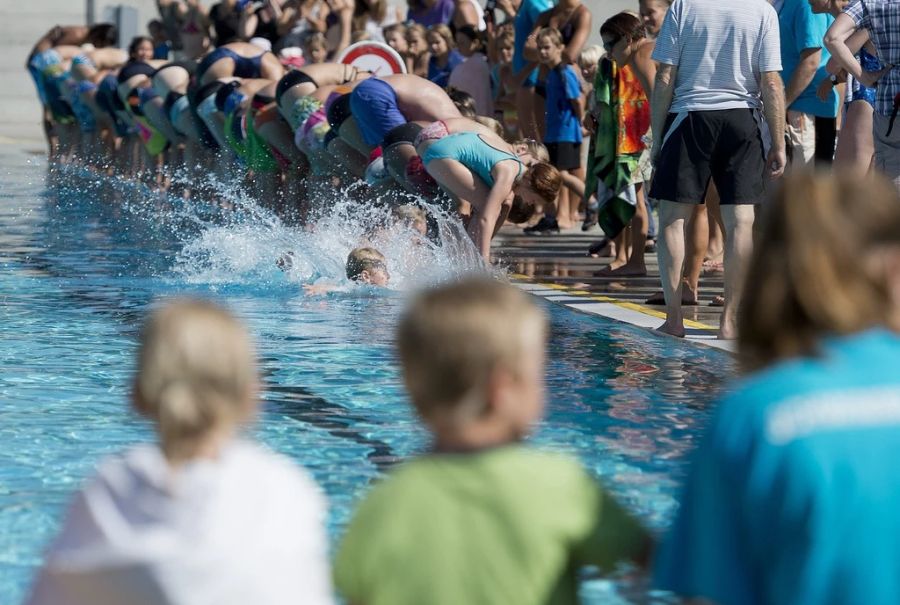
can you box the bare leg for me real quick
[684,203,708,300]
[719,204,755,339]
[556,169,573,229]
[657,200,694,337]
[705,183,725,264]
[834,100,875,177]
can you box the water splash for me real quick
[50,161,492,290]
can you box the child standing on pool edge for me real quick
[334,278,650,604]
[26,300,334,605]
[531,26,584,233]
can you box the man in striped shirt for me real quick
[648,0,787,339]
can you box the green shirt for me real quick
[334,445,648,605]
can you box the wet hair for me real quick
[87,23,118,48]
[129,36,154,60]
[739,172,900,372]
[346,247,387,281]
[447,88,477,118]
[427,24,456,51]
[578,45,604,69]
[600,11,647,43]
[523,162,562,205]
[133,299,257,463]
[397,278,546,421]
[392,204,427,224]
[536,27,563,47]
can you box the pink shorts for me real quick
[413,120,450,148]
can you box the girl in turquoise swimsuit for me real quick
[418,118,561,260]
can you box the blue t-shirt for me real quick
[655,329,900,605]
[513,0,555,85]
[778,0,838,117]
[543,64,582,144]
[428,50,464,88]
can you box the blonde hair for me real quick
[397,278,546,422]
[346,246,386,280]
[739,172,900,372]
[133,299,257,462]
[536,26,563,47]
[578,45,603,69]
[427,23,456,50]
[514,138,549,162]
[392,204,427,225]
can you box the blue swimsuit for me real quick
[198,47,264,80]
[851,48,883,108]
[422,132,523,187]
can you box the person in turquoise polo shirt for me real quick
[654,171,900,605]
[778,0,839,167]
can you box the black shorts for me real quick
[650,109,767,205]
[546,142,581,171]
[382,122,422,149]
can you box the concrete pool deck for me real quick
[495,226,735,353]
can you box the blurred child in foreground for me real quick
[335,278,650,604]
[26,299,333,605]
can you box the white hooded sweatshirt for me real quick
[26,440,334,605]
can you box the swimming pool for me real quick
[0,145,730,603]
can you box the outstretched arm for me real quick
[469,165,516,260]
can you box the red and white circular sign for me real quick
[337,42,406,76]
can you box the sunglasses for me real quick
[603,37,620,51]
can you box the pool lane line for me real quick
[510,274,735,353]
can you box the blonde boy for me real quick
[334,278,650,605]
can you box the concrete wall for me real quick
[0,0,635,145]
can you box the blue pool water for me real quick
[0,146,731,603]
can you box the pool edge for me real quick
[511,274,735,354]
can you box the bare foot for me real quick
[588,239,616,258]
[656,320,686,338]
[557,220,574,230]
[594,264,647,277]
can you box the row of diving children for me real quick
[28,28,564,260]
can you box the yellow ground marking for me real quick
[510,274,716,331]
